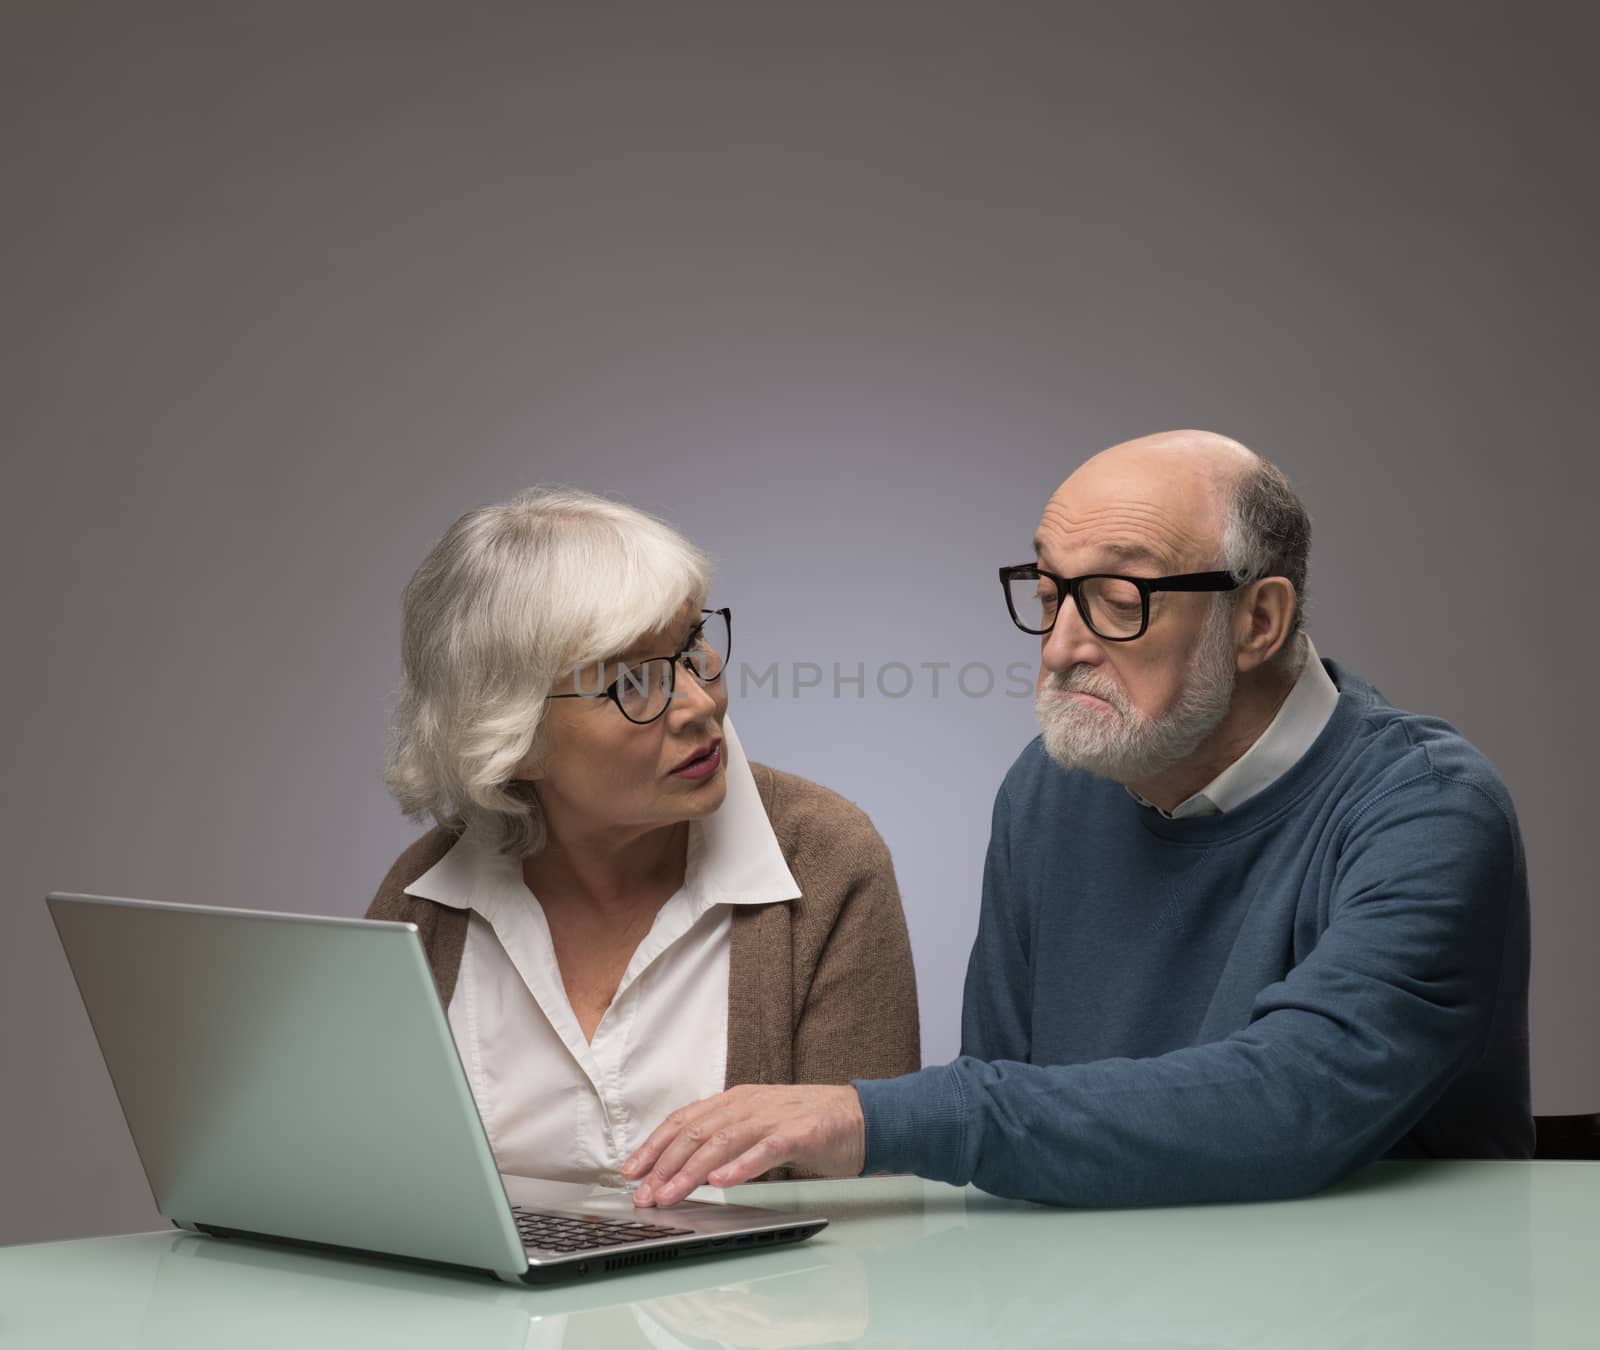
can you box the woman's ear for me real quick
[508,717,553,784]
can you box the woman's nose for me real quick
[668,663,724,723]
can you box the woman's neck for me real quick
[522,818,689,920]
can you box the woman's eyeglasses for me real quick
[549,608,732,724]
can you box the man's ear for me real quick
[1233,577,1296,672]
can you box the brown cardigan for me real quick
[366,762,922,1094]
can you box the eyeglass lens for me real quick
[1005,572,1146,639]
[615,610,730,723]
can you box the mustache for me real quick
[1041,667,1130,713]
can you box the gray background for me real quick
[3,1,1595,1246]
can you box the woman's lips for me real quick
[669,740,722,780]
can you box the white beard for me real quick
[1035,597,1237,784]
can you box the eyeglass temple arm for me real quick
[1145,571,1240,593]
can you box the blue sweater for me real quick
[856,660,1532,1205]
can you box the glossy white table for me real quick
[1,1163,1594,1348]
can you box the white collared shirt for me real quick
[1134,637,1341,819]
[405,718,801,1186]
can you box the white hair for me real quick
[1219,454,1312,661]
[385,486,711,856]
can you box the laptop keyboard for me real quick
[511,1206,695,1253]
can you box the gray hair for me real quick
[385,486,711,856]
[1219,455,1312,659]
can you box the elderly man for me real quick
[625,430,1532,1208]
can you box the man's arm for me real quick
[627,774,1524,1206]
[858,773,1524,1205]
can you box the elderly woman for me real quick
[367,487,919,1186]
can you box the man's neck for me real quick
[1126,646,1304,815]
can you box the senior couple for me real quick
[370,429,1532,1209]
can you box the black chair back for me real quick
[1534,1113,1600,1159]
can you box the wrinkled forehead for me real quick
[1035,464,1227,573]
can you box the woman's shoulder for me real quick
[746,761,892,873]
[365,823,461,921]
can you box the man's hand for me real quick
[622,1084,866,1206]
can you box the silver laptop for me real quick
[47,891,826,1284]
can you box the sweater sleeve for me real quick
[362,826,463,1006]
[793,814,923,1082]
[958,780,1033,1064]
[856,772,1522,1205]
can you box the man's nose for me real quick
[1040,600,1103,673]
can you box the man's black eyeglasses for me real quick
[549,608,732,725]
[998,565,1238,642]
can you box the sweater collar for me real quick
[1133,659,1376,845]
[1129,637,1341,818]
[403,716,801,914]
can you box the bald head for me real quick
[1086,429,1258,487]
[1036,430,1261,576]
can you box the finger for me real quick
[622,1094,724,1180]
[638,1105,756,1205]
[649,1120,774,1207]
[706,1133,791,1189]
[622,1101,713,1181]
